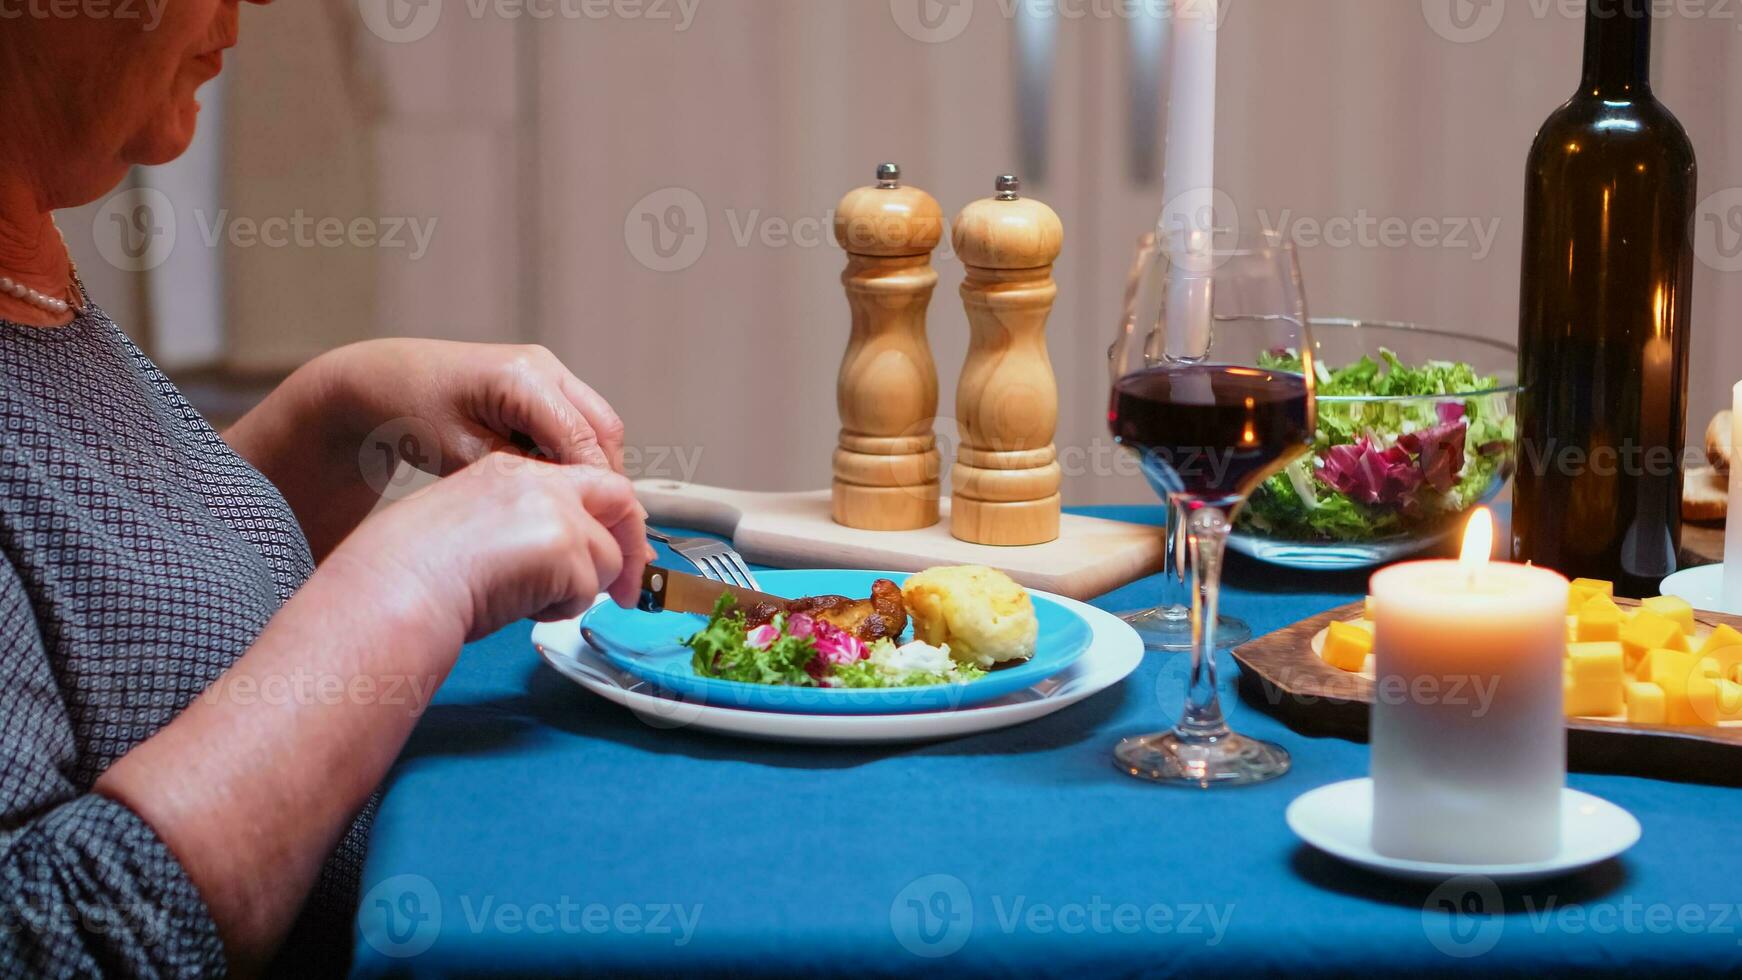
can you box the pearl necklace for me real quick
[0,226,82,318]
[0,275,75,316]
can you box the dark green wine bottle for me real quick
[1514,0,1697,598]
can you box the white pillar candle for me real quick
[1725,382,1742,610]
[1369,509,1570,865]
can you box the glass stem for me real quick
[1178,503,1232,742]
[1162,501,1189,617]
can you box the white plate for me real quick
[531,590,1143,745]
[1660,565,1739,615]
[1286,778,1641,883]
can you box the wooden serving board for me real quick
[634,481,1165,601]
[1232,600,1742,787]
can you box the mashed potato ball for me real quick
[901,565,1038,668]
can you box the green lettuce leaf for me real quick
[685,595,819,686]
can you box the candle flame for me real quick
[1460,507,1494,573]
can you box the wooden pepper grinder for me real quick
[831,163,946,531]
[950,175,1065,546]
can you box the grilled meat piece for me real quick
[741,578,908,643]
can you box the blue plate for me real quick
[579,569,1093,715]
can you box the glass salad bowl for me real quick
[1227,320,1520,570]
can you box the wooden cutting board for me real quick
[1232,600,1742,787]
[634,481,1165,601]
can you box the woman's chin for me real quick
[126,103,201,167]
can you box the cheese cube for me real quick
[1567,578,1615,613]
[1698,625,1742,658]
[1694,628,1742,682]
[1625,681,1666,724]
[1641,649,1715,725]
[1621,612,1687,672]
[1715,679,1742,723]
[1569,642,1624,682]
[1576,597,1622,643]
[1680,677,1722,726]
[1642,648,1698,690]
[1641,595,1695,635]
[1697,646,1742,682]
[1322,620,1372,673]
[1564,643,1625,717]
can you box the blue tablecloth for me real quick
[350,507,1742,977]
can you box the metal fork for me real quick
[646,528,763,590]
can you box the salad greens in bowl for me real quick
[1230,320,1520,570]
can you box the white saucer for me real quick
[1286,778,1641,883]
[531,590,1143,745]
[1660,564,1740,615]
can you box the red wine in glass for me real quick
[1110,363,1312,507]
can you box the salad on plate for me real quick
[684,565,1038,690]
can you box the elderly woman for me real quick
[1,1,652,975]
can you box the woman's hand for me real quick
[337,452,653,640]
[319,339,627,475]
[226,339,631,559]
[96,453,651,969]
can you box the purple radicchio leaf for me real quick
[1318,437,1424,508]
[1397,420,1469,494]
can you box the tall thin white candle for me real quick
[1159,0,1218,357]
[1160,0,1217,238]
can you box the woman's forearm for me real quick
[92,551,469,970]
[223,353,383,560]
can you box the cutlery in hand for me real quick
[639,565,785,616]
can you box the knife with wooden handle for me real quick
[639,565,786,616]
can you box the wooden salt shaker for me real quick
[950,175,1064,546]
[831,163,945,531]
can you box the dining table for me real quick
[348,506,1742,977]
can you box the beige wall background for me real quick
[64,0,1742,506]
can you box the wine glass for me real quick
[1108,237,1315,787]
[1111,234,1251,652]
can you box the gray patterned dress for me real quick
[1,304,371,977]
